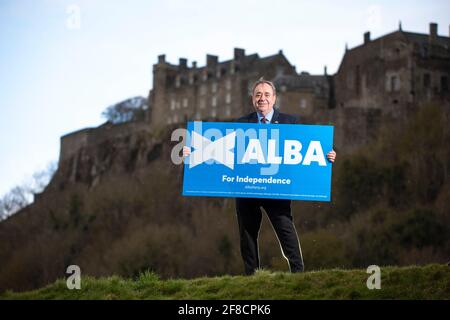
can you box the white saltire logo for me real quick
[189,131,237,169]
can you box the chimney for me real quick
[364,31,371,44]
[324,65,328,76]
[192,61,197,69]
[158,54,166,64]
[429,23,438,41]
[234,48,245,60]
[206,54,218,67]
[179,58,187,69]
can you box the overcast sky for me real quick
[0,0,449,196]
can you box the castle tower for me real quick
[150,54,169,129]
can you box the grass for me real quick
[1,264,449,300]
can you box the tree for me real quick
[0,186,29,220]
[102,96,148,124]
[0,161,57,221]
[29,161,58,194]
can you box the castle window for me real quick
[225,106,231,116]
[300,99,307,109]
[226,93,231,104]
[216,67,222,78]
[189,73,195,85]
[212,82,217,93]
[199,99,205,109]
[183,98,188,108]
[421,46,429,58]
[200,84,207,95]
[170,99,176,110]
[347,73,354,89]
[212,96,217,107]
[226,79,232,90]
[230,62,235,75]
[423,73,431,88]
[175,76,181,88]
[390,75,400,91]
[355,65,361,95]
[440,76,448,92]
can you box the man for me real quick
[184,79,336,275]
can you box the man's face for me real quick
[252,83,276,116]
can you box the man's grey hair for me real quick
[251,78,277,96]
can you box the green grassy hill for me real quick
[1,264,449,300]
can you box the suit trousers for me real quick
[235,197,304,275]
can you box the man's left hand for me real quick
[327,150,336,163]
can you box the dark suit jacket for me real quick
[235,108,299,125]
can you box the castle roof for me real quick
[347,25,450,54]
[158,49,294,74]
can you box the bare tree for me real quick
[29,161,57,194]
[0,186,29,220]
[0,161,57,221]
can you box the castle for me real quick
[148,48,330,127]
[149,23,449,128]
[60,23,450,165]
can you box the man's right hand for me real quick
[183,146,191,158]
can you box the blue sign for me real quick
[182,121,334,201]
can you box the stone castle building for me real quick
[149,48,297,126]
[148,48,334,129]
[333,22,450,148]
[148,23,449,132]
[334,22,450,116]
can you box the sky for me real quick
[0,0,449,196]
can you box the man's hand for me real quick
[327,150,336,163]
[183,146,191,158]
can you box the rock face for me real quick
[55,121,162,190]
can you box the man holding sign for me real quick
[183,79,336,275]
